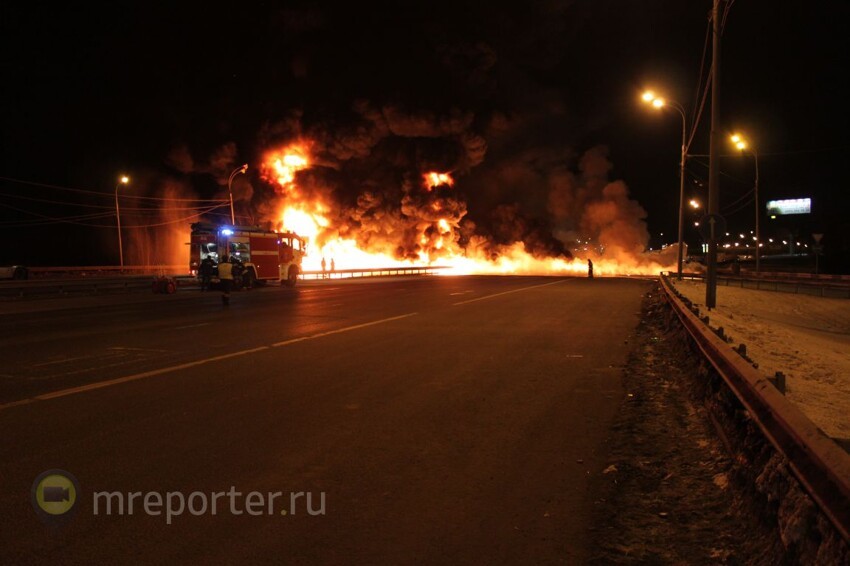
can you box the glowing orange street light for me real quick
[641,89,690,279]
[730,133,760,273]
[228,164,249,225]
[115,175,130,269]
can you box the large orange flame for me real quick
[261,142,674,276]
[424,171,454,190]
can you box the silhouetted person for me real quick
[231,257,244,288]
[321,257,327,279]
[199,256,213,291]
[587,259,594,279]
[330,258,335,273]
[219,255,234,306]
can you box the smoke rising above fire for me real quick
[221,103,673,275]
[145,3,678,276]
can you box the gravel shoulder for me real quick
[589,285,785,564]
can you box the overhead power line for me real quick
[0,201,229,228]
[0,176,229,203]
[0,190,232,212]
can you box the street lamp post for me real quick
[706,0,723,310]
[115,175,129,269]
[642,91,689,280]
[228,164,249,225]
[731,134,760,273]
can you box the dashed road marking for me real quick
[174,322,213,330]
[0,312,419,411]
[453,279,569,306]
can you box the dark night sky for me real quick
[2,1,848,267]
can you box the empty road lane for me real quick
[1,276,651,564]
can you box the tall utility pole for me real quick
[753,149,760,273]
[706,0,723,309]
[677,115,687,280]
[639,92,689,279]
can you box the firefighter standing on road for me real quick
[587,259,594,279]
[218,254,234,306]
[199,256,213,291]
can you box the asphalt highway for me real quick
[0,275,651,564]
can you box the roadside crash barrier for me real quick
[659,274,850,552]
[662,271,850,298]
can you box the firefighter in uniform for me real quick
[218,254,234,306]
[199,256,214,291]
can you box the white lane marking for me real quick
[32,349,149,371]
[38,360,150,380]
[109,346,170,352]
[32,355,99,368]
[449,291,473,296]
[272,313,418,347]
[0,312,418,411]
[24,346,270,405]
[174,322,212,330]
[452,279,569,306]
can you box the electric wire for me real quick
[0,203,118,227]
[0,202,229,228]
[0,191,230,212]
[689,17,712,135]
[0,176,229,203]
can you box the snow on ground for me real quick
[671,279,850,445]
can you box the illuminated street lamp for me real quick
[689,199,700,209]
[228,164,249,225]
[730,133,760,273]
[642,90,690,279]
[115,175,130,269]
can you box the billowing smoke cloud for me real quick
[250,103,504,263]
[152,2,668,272]
[545,145,652,261]
[122,176,211,268]
[161,102,658,272]
[122,141,260,267]
[241,103,662,268]
[581,181,651,261]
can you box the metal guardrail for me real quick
[23,265,186,278]
[665,271,850,298]
[0,265,449,299]
[11,264,449,281]
[659,274,850,542]
[741,270,850,282]
[302,266,450,280]
[0,276,162,298]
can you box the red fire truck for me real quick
[188,222,306,288]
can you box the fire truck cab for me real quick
[189,222,306,287]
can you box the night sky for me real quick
[2,1,848,268]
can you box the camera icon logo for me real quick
[32,469,80,522]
